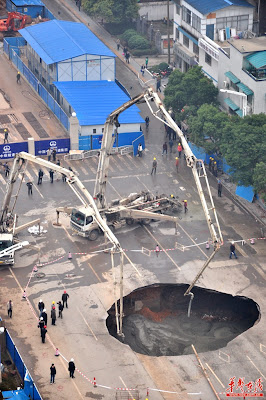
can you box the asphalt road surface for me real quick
[0,1,265,399]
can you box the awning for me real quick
[236,82,254,96]
[246,51,266,69]
[225,71,240,84]
[235,109,243,117]
[224,97,239,111]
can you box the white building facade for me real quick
[172,0,254,81]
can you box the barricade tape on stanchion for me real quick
[148,387,202,395]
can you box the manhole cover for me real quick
[35,272,45,278]
[106,283,260,357]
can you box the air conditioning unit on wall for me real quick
[223,81,229,88]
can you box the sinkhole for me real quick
[106,284,260,357]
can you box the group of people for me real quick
[37,291,69,343]
[50,358,75,384]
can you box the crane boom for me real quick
[93,92,146,209]
[144,89,223,247]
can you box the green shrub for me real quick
[128,35,150,49]
[122,29,138,43]
[131,47,158,56]
[105,22,135,35]
[158,62,169,71]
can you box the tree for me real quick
[164,66,218,121]
[188,104,229,154]
[253,162,266,202]
[83,0,139,24]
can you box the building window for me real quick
[193,43,199,55]
[216,15,249,31]
[205,53,212,66]
[93,129,96,134]
[182,6,191,25]
[183,35,189,48]
[192,14,201,32]
[176,28,180,40]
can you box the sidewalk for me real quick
[0,47,68,144]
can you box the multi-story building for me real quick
[218,36,266,116]
[172,0,254,75]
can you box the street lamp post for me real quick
[220,89,247,117]
[167,0,170,64]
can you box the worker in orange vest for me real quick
[177,143,182,157]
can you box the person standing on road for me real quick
[26,181,33,195]
[51,306,56,325]
[175,157,179,172]
[52,148,56,162]
[125,51,130,64]
[4,129,9,144]
[137,143,143,157]
[5,163,10,177]
[41,325,47,343]
[218,180,222,197]
[155,245,160,257]
[50,364,56,384]
[177,143,182,158]
[151,158,157,175]
[229,241,238,259]
[62,290,69,308]
[57,301,63,318]
[116,38,120,51]
[38,317,45,336]
[68,359,75,378]
[145,57,149,68]
[41,308,47,325]
[49,169,54,183]
[169,139,173,153]
[37,169,43,185]
[162,142,167,155]
[209,157,213,172]
[16,71,21,84]
[62,173,67,182]
[38,299,45,315]
[56,159,60,166]
[213,161,218,177]
[7,300,13,318]
[183,199,188,213]
[47,148,52,162]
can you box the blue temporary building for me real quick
[19,20,116,90]
[6,0,45,18]
[54,80,144,150]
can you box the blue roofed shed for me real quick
[54,81,144,150]
[6,0,45,18]
[19,20,116,91]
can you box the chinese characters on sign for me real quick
[226,377,263,397]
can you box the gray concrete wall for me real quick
[139,1,174,21]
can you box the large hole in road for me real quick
[106,284,260,356]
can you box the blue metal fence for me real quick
[6,330,42,400]
[3,38,69,131]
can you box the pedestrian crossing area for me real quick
[0,147,188,202]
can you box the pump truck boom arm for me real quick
[7,152,122,251]
[144,89,223,248]
[94,92,146,209]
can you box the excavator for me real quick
[0,12,28,32]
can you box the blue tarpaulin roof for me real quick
[10,0,44,5]
[53,81,144,126]
[173,0,253,15]
[235,185,254,202]
[246,51,266,69]
[19,20,115,65]
[2,390,29,400]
